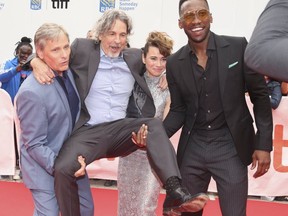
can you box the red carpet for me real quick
[0,181,287,216]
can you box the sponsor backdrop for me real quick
[0,0,268,63]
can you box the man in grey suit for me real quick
[245,0,288,82]
[15,23,94,216]
[163,0,273,215]
[31,9,208,216]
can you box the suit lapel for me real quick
[213,34,230,97]
[87,45,100,96]
[53,81,73,132]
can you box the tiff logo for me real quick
[51,0,70,9]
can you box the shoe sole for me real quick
[163,194,209,216]
[163,209,181,216]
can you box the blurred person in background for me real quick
[245,0,288,82]
[0,36,33,180]
[0,36,33,103]
[265,76,282,110]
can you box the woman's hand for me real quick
[158,73,168,90]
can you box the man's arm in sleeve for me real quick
[245,0,288,82]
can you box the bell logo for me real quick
[51,0,70,9]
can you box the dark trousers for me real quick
[180,128,248,216]
[14,123,19,167]
[54,118,180,216]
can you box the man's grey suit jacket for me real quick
[245,0,288,81]
[68,38,156,132]
[16,70,79,190]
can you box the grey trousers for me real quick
[54,117,180,216]
[180,128,248,216]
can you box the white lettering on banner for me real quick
[283,148,288,166]
[87,96,288,196]
[100,6,114,12]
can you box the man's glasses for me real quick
[180,9,210,25]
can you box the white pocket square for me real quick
[228,61,238,68]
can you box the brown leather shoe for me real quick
[163,188,209,216]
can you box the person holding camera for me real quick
[0,36,33,103]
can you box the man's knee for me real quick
[54,157,78,177]
[145,118,164,129]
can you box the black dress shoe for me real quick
[163,187,209,216]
